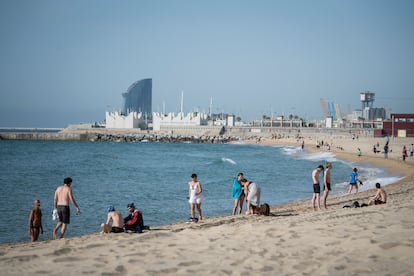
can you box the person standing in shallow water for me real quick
[323,163,332,209]
[188,173,203,222]
[311,165,324,211]
[28,199,43,242]
[53,177,80,239]
[348,168,362,194]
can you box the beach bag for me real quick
[259,203,270,216]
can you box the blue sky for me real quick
[0,0,413,128]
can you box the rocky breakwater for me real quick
[0,131,242,144]
[89,133,241,143]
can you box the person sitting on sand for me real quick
[28,199,43,242]
[101,205,124,234]
[124,203,145,233]
[241,178,261,215]
[368,183,387,205]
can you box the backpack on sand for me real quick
[259,203,270,216]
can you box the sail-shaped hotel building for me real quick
[122,78,152,118]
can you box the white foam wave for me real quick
[222,157,237,165]
[282,146,338,162]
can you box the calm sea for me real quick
[0,140,401,244]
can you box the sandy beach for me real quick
[1,136,414,275]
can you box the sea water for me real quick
[0,140,401,244]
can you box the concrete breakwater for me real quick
[0,131,241,144]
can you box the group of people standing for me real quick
[232,172,261,215]
[311,163,332,211]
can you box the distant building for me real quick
[363,107,386,121]
[105,112,146,129]
[380,113,414,137]
[122,78,152,118]
[152,112,209,131]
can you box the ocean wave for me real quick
[281,146,338,162]
[222,157,237,165]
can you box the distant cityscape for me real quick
[102,78,413,138]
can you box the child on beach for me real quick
[28,199,43,242]
[188,173,203,222]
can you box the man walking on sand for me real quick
[312,165,324,211]
[53,177,80,239]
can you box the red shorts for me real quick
[374,199,386,205]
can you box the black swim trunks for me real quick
[111,227,124,233]
[325,182,331,191]
[313,183,321,194]
[57,205,70,224]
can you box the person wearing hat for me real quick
[123,203,144,233]
[100,205,124,234]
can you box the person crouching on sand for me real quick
[241,178,261,215]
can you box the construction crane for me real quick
[347,104,352,116]
[320,98,329,118]
[334,103,342,120]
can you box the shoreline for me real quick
[1,137,414,275]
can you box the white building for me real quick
[105,112,146,129]
[152,112,209,131]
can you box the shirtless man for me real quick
[101,206,124,234]
[53,177,80,239]
[312,165,324,211]
[368,183,387,205]
[323,163,332,209]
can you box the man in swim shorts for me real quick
[53,177,80,239]
[323,163,332,209]
[368,183,387,205]
[101,205,124,234]
[312,165,324,211]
